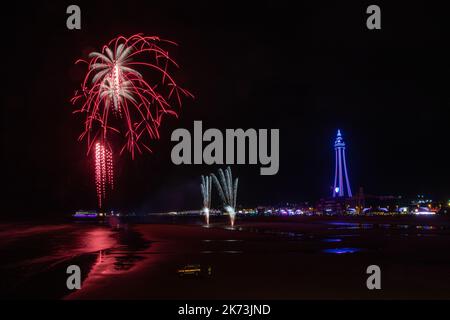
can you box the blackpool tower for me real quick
[332,130,352,198]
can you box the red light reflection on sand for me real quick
[80,229,115,253]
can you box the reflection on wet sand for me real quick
[80,229,149,274]
[0,219,152,299]
[323,248,362,254]
[1,215,450,299]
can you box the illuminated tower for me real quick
[332,130,352,198]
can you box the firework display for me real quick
[211,167,239,227]
[71,34,192,207]
[72,33,193,156]
[200,175,212,225]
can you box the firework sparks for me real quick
[71,34,192,208]
[211,167,239,227]
[200,175,212,225]
[95,142,114,208]
[71,33,193,158]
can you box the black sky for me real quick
[3,0,449,216]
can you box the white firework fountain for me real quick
[200,175,212,225]
[211,167,239,227]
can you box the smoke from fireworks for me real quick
[95,142,114,208]
[200,175,212,225]
[211,167,239,227]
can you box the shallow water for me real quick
[322,248,363,254]
[1,215,449,299]
[0,221,151,299]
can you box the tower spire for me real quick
[332,129,352,198]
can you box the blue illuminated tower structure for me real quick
[332,130,352,198]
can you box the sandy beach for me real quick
[1,216,449,299]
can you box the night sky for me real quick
[4,1,449,216]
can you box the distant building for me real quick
[332,130,352,198]
[317,130,355,214]
[316,197,351,215]
[317,131,404,215]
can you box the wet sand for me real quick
[1,216,449,299]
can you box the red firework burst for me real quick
[71,33,193,158]
[71,34,193,208]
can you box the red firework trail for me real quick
[71,33,194,158]
[95,142,113,208]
